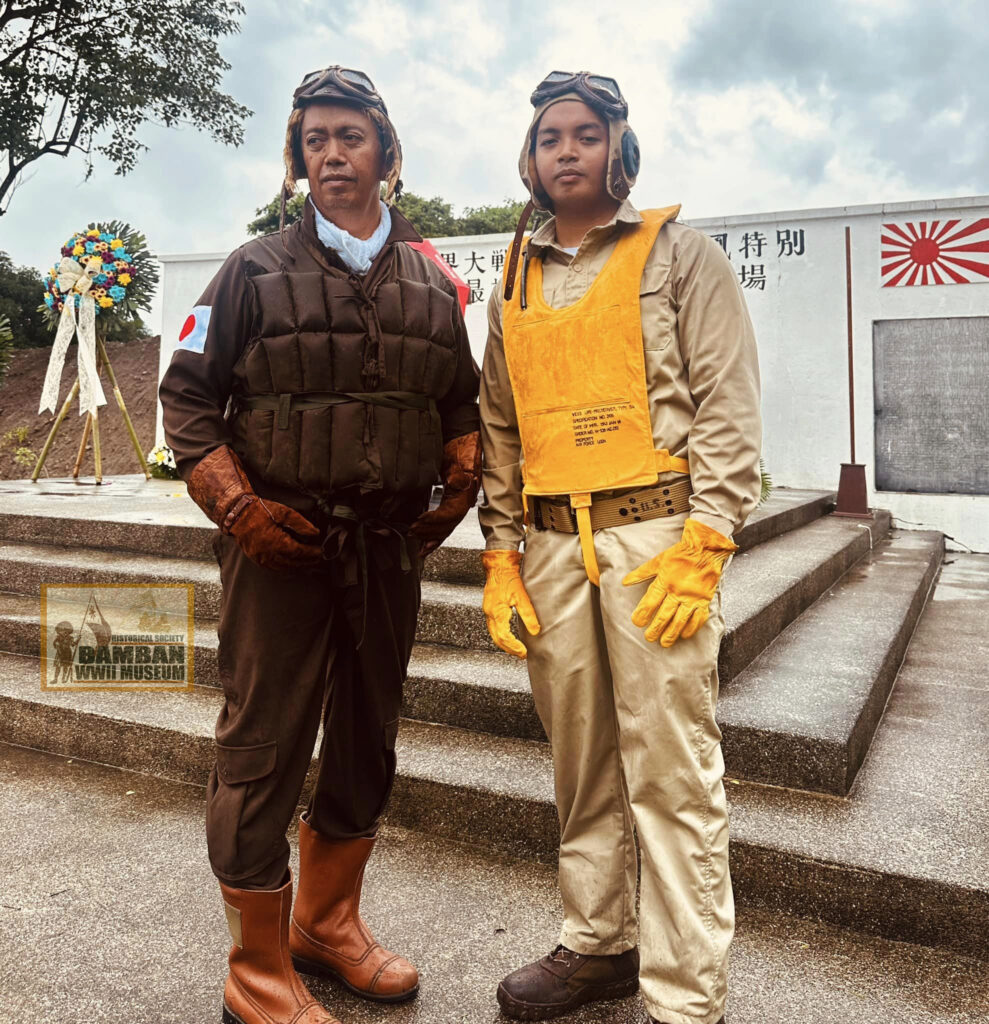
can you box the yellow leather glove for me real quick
[622,518,738,648]
[481,550,541,659]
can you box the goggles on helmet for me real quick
[530,71,628,119]
[292,65,388,114]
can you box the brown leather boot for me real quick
[497,944,639,1020]
[289,815,419,1002]
[218,869,340,1024]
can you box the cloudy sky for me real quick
[2,0,986,335]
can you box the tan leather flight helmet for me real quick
[280,65,403,244]
[505,71,641,301]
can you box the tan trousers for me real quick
[520,510,733,1024]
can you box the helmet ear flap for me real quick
[605,123,639,202]
[621,128,640,179]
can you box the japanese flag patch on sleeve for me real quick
[176,305,212,353]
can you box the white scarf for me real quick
[310,196,391,275]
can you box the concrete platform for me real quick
[1,741,985,1024]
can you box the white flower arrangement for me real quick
[147,444,179,480]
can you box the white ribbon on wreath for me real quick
[38,255,108,416]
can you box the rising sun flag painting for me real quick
[881,217,989,287]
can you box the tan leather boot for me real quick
[289,815,419,1002]
[219,869,341,1024]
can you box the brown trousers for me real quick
[205,507,422,891]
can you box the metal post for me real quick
[846,226,856,464]
[834,225,872,518]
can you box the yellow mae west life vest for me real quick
[501,205,686,586]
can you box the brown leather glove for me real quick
[408,430,482,556]
[186,445,324,573]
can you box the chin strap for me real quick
[503,200,535,302]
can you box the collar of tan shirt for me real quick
[527,197,644,263]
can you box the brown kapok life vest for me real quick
[227,263,460,498]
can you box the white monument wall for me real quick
[157,194,989,551]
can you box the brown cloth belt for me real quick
[531,476,693,533]
[235,390,437,430]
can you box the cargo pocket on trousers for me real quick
[208,740,278,878]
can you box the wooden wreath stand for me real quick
[31,333,150,484]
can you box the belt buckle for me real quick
[549,499,576,533]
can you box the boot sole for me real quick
[291,953,420,1003]
[221,1004,245,1024]
[496,976,639,1021]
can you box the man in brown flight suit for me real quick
[158,66,480,1024]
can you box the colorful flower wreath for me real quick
[42,228,136,315]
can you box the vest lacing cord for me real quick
[302,487,412,649]
[347,272,386,390]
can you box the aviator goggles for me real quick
[292,65,389,114]
[530,71,628,119]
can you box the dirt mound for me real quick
[0,338,163,480]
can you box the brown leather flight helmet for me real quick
[504,70,641,302]
[279,65,404,238]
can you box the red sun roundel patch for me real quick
[176,305,211,353]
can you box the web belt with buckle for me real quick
[530,476,693,533]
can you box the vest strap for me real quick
[237,390,436,429]
[570,492,601,587]
[656,449,690,475]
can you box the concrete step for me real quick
[415,509,891,676]
[0,647,557,859]
[0,508,895,758]
[0,526,947,795]
[422,487,836,585]
[718,529,944,795]
[1,542,986,962]
[404,642,542,740]
[0,474,834,584]
[0,509,888,685]
[717,509,890,685]
[0,589,544,740]
[3,743,985,1024]
[0,539,501,637]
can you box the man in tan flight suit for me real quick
[479,72,761,1024]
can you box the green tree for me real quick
[392,193,458,237]
[456,200,531,235]
[246,193,307,237]
[0,1,252,215]
[0,251,48,348]
[247,190,533,239]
